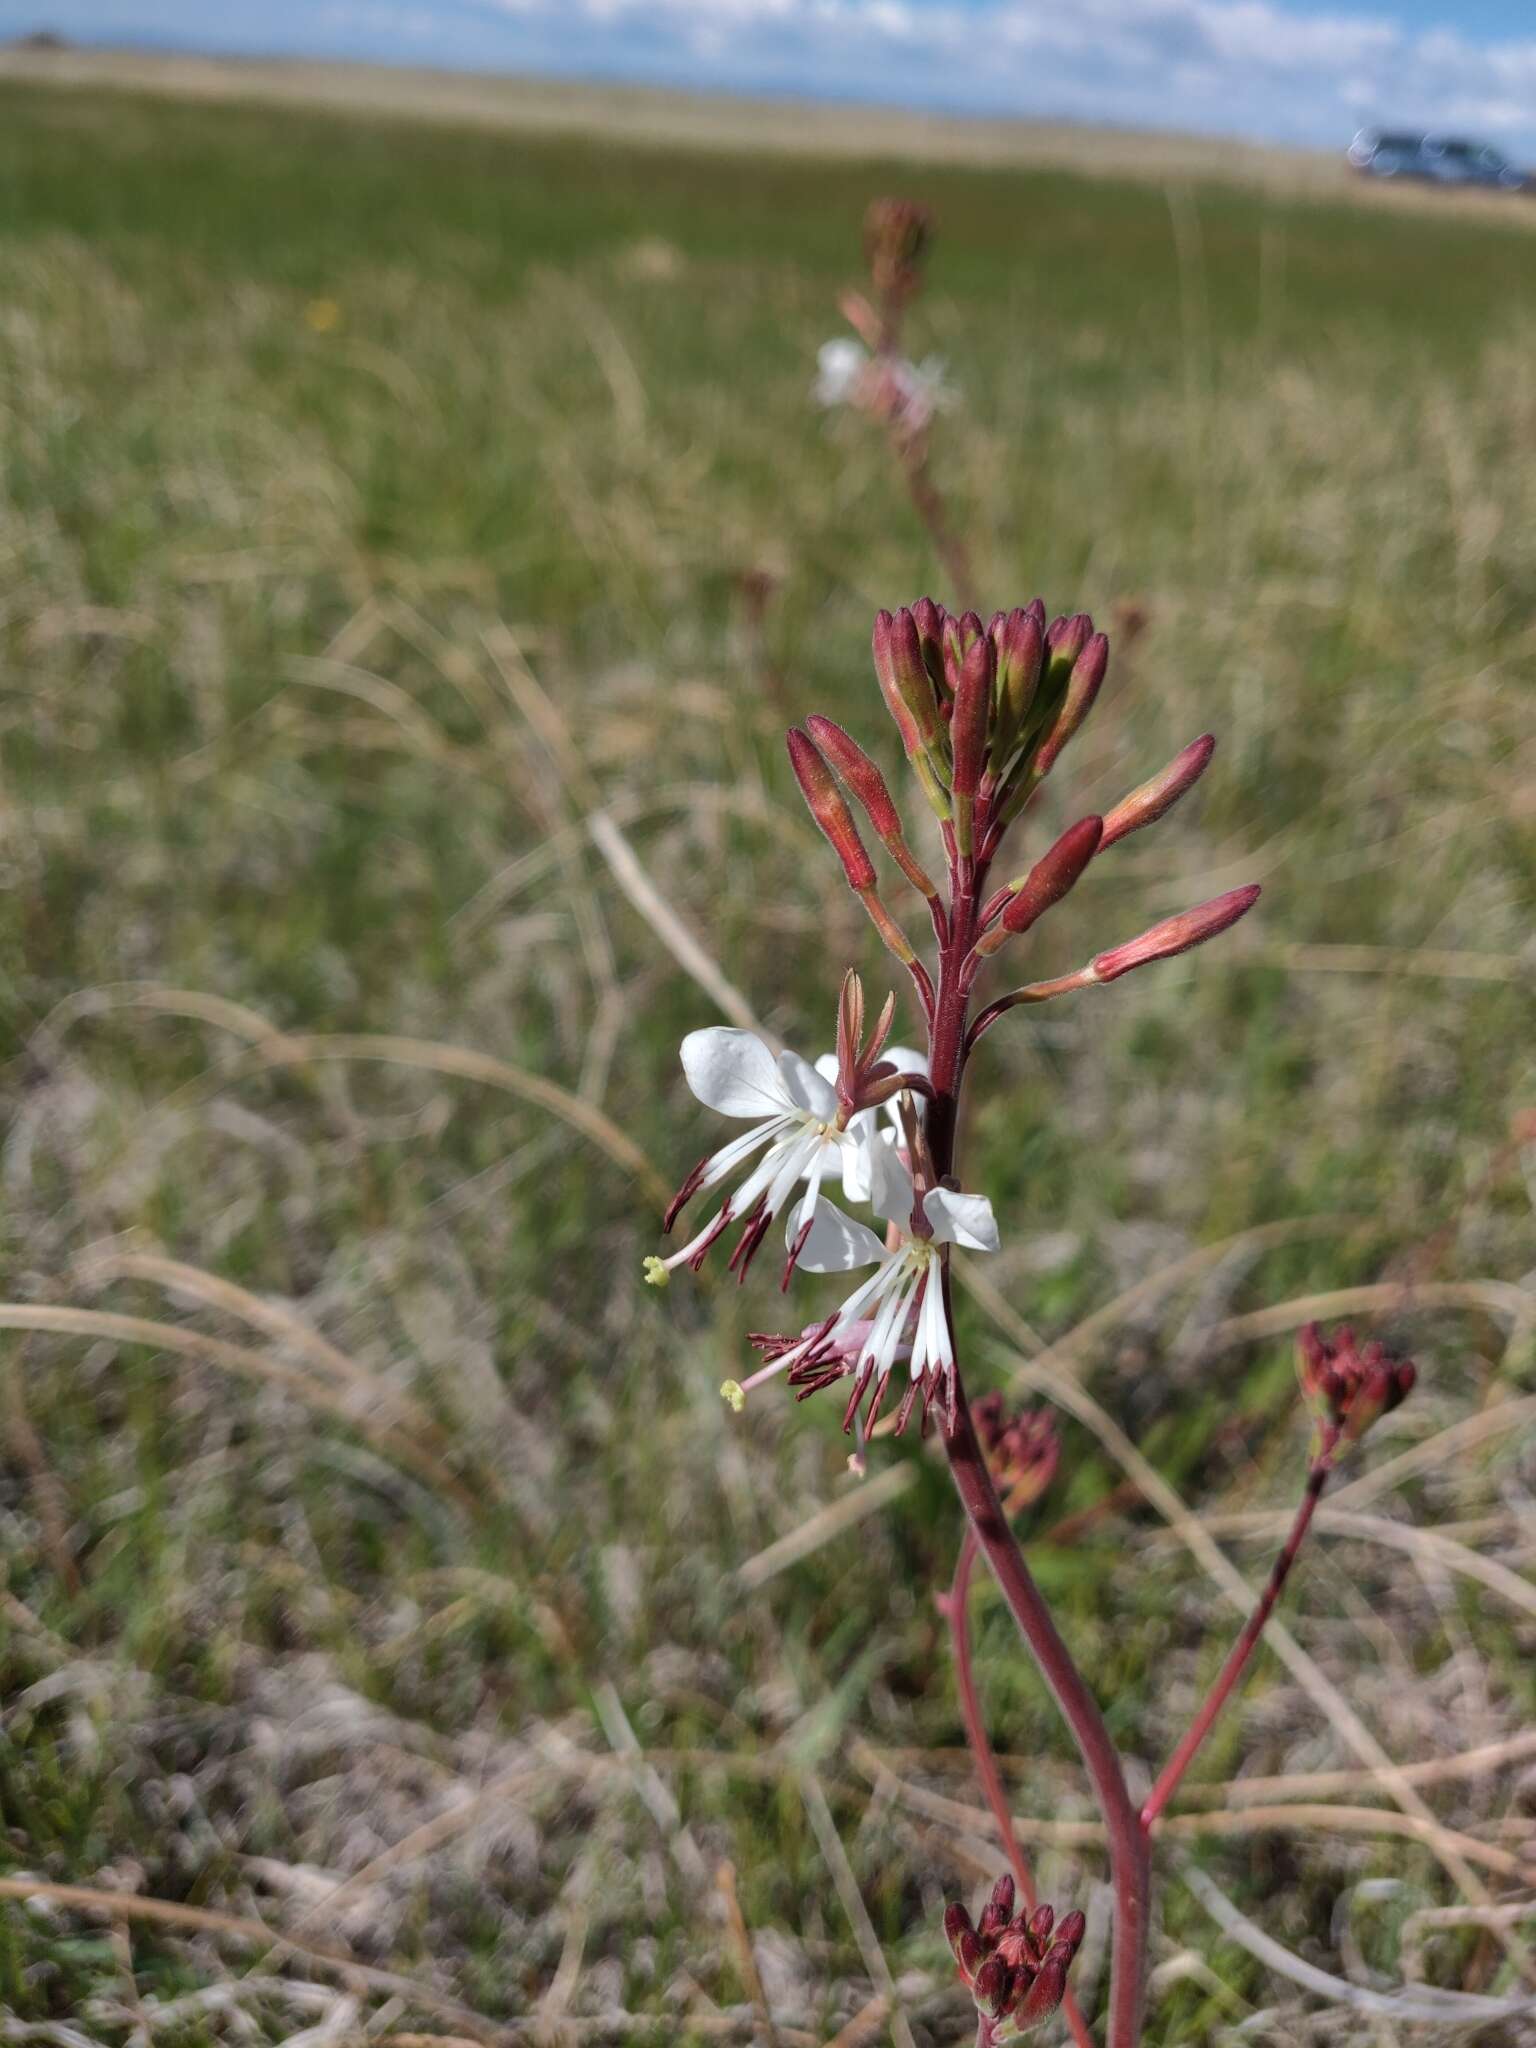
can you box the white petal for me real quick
[777,1049,838,1121]
[813,1051,840,1085]
[681,1028,787,1118]
[793,1198,888,1273]
[839,1117,877,1204]
[869,1139,917,1226]
[923,1186,1000,1253]
[883,1045,930,1080]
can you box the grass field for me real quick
[1,67,1535,2048]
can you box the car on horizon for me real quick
[1348,129,1529,190]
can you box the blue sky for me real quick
[9,0,1536,157]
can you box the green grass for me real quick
[2,77,1535,2047]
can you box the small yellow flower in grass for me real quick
[720,1380,746,1412]
[305,297,343,334]
[642,1255,669,1288]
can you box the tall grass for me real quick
[1,79,1533,2045]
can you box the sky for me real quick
[9,0,1536,159]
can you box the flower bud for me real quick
[988,1873,1016,1922]
[1011,1951,1070,2031]
[1027,1904,1054,1944]
[805,715,938,899]
[1033,630,1109,778]
[1296,1322,1416,1446]
[990,606,1046,760]
[949,634,995,854]
[942,610,985,699]
[872,608,946,759]
[972,1956,1015,2020]
[864,196,932,302]
[786,727,876,892]
[944,1901,976,1968]
[991,816,1102,945]
[1051,1910,1087,1956]
[910,596,948,694]
[1091,883,1260,984]
[1101,734,1216,849]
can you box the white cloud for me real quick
[31,0,1536,156]
[452,0,1536,151]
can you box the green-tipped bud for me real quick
[1033,629,1108,778]
[910,596,948,695]
[949,635,994,855]
[872,608,946,758]
[941,609,985,698]
[989,606,1046,761]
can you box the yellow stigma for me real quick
[643,1256,669,1288]
[720,1379,746,1412]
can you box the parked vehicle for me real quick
[1348,130,1528,190]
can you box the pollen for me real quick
[720,1379,746,1412]
[642,1256,669,1288]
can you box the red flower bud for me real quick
[1101,734,1216,850]
[1012,1951,1070,2031]
[942,610,985,698]
[910,596,948,694]
[1091,883,1259,984]
[990,606,1046,758]
[1033,630,1109,777]
[805,715,938,899]
[872,608,944,757]
[944,1901,976,1970]
[1297,1322,1416,1446]
[997,816,1103,939]
[786,728,876,892]
[950,635,995,818]
[972,1956,1015,2020]
[1052,1910,1087,1956]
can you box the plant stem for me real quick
[926,871,1150,2048]
[1140,1460,1331,1829]
[948,1527,1099,2048]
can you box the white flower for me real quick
[727,1142,999,1434]
[644,1027,878,1289]
[811,1043,928,1200]
[812,337,868,408]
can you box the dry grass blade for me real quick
[0,1877,502,2040]
[1179,1860,1536,2025]
[32,984,666,1201]
[1330,1393,1536,1510]
[797,1772,918,2048]
[0,1305,474,1514]
[1269,940,1533,985]
[1190,1505,1536,1623]
[588,810,767,1039]
[74,1244,450,1455]
[1206,1279,1536,1349]
[850,1744,1536,1881]
[716,1860,780,2048]
[979,1334,1535,1970]
[736,1464,917,1589]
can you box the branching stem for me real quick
[1140,1452,1335,1829]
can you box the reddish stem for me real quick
[948,1527,1099,2048]
[1140,1457,1333,1829]
[925,870,1150,2048]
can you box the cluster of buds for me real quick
[972,1394,1060,1516]
[787,598,1257,1032]
[863,196,932,314]
[1296,1321,1416,1450]
[946,1877,1086,2038]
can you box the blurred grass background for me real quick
[1,72,1535,2047]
